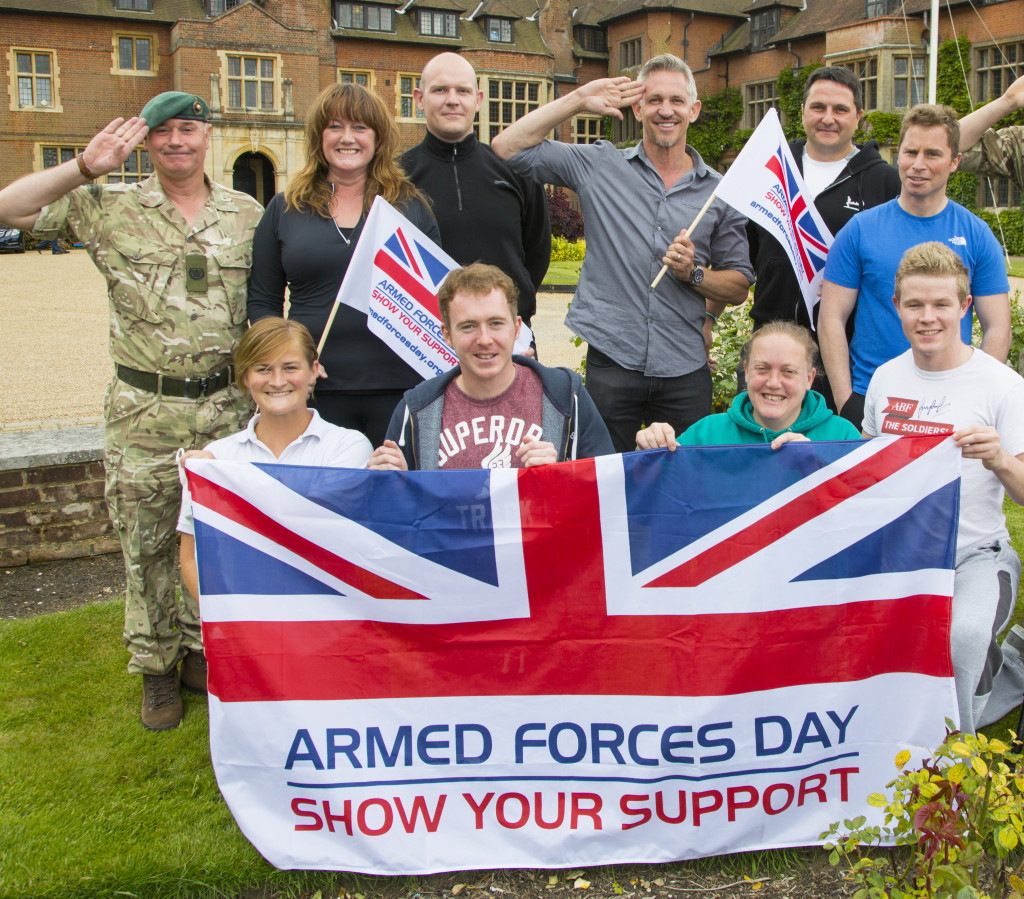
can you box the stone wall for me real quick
[0,427,119,567]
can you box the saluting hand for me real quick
[81,117,149,178]
[575,77,645,119]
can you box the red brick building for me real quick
[1,0,1021,208]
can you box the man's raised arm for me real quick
[960,74,1024,152]
[0,116,148,230]
[491,77,643,161]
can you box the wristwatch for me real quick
[689,264,705,287]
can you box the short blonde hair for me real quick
[894,242,970,307]
[234,318,317,391]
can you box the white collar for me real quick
[232,409,328,451]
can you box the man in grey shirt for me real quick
[492,54,753,452]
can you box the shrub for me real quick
[821,724,1024,899]
[978,209,1024,256]
[710,303,752,412]
[546,186,584,241]
[550,235,586,262]
[777,64,822,141]
[687,87,743,166]
[948,172,979,212]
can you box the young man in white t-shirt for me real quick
[863,242,1024,732]
[367,263,612,471]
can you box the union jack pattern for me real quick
[185,437,960,873]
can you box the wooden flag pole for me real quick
[316,301,342,358]
[649,191,718,290]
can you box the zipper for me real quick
[452,144,463,211]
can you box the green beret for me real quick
[139,91,210,128]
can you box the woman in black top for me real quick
[247,82,439,446]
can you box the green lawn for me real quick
[541,260,582,286]
[3,501,1024,897]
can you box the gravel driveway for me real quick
[0,250,584,431]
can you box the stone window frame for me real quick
[481,75,545,143]
[572,115,603,144]
[9,47,62,113]
[39,144,85,171]
[334,1,396,32]
[105,147,154,184]
[486,16,513,43]
[418,9,459,38]
[975,40,1024,104]
[338,68,373,88]
[575,26,607,53]
[111,32,158,77]
[750,8,780,52]
[219,51,282,114]
[745,79,779,128]
[892,54,925,109]
[619,37,642,71]
[843,58,878,110]
[980,177,1023,210]
[397,72,426,122]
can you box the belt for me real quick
[115,364,234,399]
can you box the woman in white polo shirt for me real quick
[177,317,372,608]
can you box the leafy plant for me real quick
[948,171,980,212]
[688,87,743,166]
[709,304,752,412]
[777,63,822,140]
[978,209,1024,256]
[546,185,585,241]
[859,110,903,147]
[551,235,586,262]
[821,724,1024,899]
[937,36,973,116]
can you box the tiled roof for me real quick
[601,0,748,26]
[401,0,471,13]
[0,0,202,21]
[333,6,552,52]
[572,0,619,25]
[467,0,540,18]
[742,0,802,11]
[708,20,749,55]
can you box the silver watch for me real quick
[689,264,705,287]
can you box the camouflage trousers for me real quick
[103,375,250,676]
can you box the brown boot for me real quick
[141,671,183,731]
[180,650,208,695]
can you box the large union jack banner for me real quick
[186,436,959,874]
[714,108,834,326]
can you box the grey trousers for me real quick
[955,540,1024,732]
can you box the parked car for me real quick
[0,228,26,253]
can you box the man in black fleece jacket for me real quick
[401,52,550,329]
[746,66,901,408]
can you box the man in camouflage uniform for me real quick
[0,92,262,731]
[959,73,1024,195]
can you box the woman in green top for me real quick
[636,321,860,451]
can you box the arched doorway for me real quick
[233,152,276,205]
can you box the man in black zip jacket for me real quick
[401,52,550,331]
[746,66,900,408]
